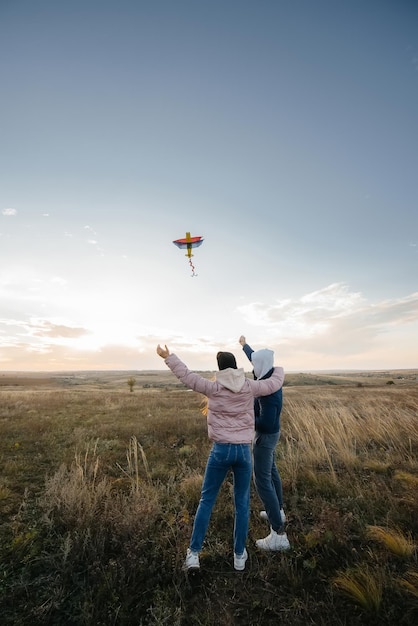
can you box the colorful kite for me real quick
[173,231,204,277]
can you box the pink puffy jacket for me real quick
[165,354,285,444]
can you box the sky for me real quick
[1,0,417,373]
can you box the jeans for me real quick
[189,442,252,556]
[253,431,284,532]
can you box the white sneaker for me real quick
[256,530,290,551]
[183,548,200,571]
[260,509,286,524]
[234,548,248,571]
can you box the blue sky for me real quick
[1,0,417,372]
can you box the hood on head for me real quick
[251,348,274,379]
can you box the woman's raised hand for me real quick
[156,344,170,359]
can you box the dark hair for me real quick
[216,351,237,370]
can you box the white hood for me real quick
[216,367,246,392]
[251,349,274,379]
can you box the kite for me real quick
[173,231,204,277]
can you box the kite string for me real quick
[189,257,197,277]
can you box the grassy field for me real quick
[0,370,417,625]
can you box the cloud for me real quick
[237,283,418,360]
[2,208,17,216]
[0,341,152,370]
[1,283,416,371]
[0,318,90,343]
[237,283,364,337]
[50,276,68,286]
[84,224,104,254]
[30,321,89,339]
[0,270,68,304]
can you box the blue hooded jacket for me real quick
[242,343,283,434]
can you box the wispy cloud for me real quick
[0,270,68,304]
[84,224,104,255]
[0,318,89,341]
[237,283,364,337]
[236,284,418,361]
[2,208,17,216]
[0,283,416,371]
[30,321,89,339]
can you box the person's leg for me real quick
[231,443,252,556]
[271,446,284,510]
[189,443,230,553]
[253,432,284,532]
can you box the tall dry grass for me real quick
[281,387,418,476]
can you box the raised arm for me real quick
[156,345,216,395]
[239,335,254,363]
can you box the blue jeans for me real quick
[189,442,252,555]
[253,431,284,532]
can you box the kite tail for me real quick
[189,257,197,277]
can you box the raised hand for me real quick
[156,344,170,358]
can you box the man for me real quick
[239,336,290,551]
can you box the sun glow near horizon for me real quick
[1,282,417,372]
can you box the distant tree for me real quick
[127,377,136,392]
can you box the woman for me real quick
[239,336,290,551]
[156,344,285,571]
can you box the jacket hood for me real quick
[251,349,274,379]
[216,367,246,392]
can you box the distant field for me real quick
[1,368,417,390]
[0,370,417,624]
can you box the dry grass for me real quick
[0,372,417,625]
[333,565,383,613]
[366,525,416,558]
[398,571,418,598]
